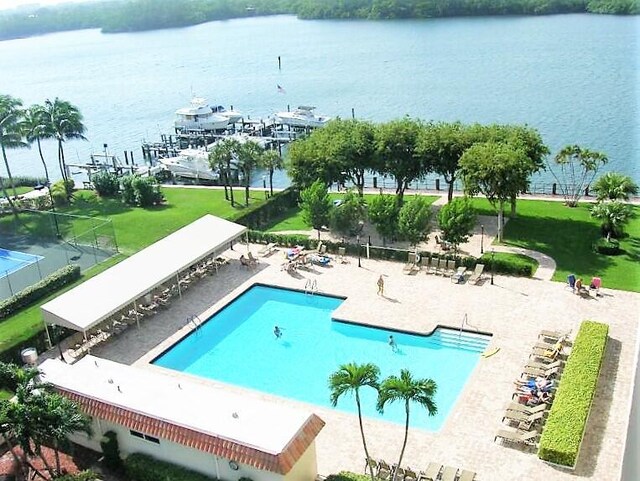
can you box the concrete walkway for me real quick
[492,245,556,281]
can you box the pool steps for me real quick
[429,329,491,354]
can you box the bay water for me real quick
[0,14,637,187]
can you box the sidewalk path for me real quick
[491,245,557,281]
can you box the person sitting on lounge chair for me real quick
[575,277,586,294]
[240,255,251,268]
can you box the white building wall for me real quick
[70,416,318,481]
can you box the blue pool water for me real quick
[154,285,490,430]
[0,249,42,278]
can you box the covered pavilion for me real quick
[40,215,247,345]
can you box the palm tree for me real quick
[329,363,380,481]
[590,200,631,240]
[260,148,283,196]
[208,138,241,206]
[592,172,639,201]
[44,97,87,183]
[237,140,264,206]
[23,105,54,185]
[0,94,27,203]
[377,369,437,481]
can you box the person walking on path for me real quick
[377,275,385,296]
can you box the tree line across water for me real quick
[0,0,636,41]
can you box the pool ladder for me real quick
[458,313,480,340]
[187,314,203,332]
[304,279,318,295]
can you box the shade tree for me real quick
[397,195,433,249]
[459,141,532,241]
[367,193,400,245]
[44,98,87,184]
[329,188,367,237]
[0,94,27,215]
[437,197,477,253]
[300,179,332,240]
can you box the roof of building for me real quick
[41,215,247,332]
[39,356,324,474]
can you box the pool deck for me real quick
[91,245,640,481]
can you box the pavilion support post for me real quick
[43,322,53,350]
[177,272,182,299]
[134,300,140,330]
[245,231,250,252]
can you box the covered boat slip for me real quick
[41,215,247,336]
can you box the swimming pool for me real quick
[154,285,491,430]
[0,248,43,278]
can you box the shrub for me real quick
[120,175,137,205]
[100,430,123,472]
[478,252,537,277]
[120,175,164,207]
[325,472,370,481]
[50,179,75,206]
[124,453,216,481]
[329,189,366,236]
[592,238,621,255]
[0,265,81,321]
[538,320,609,467]
[232,187,300,230]
[55,470,99,481]
[92,171,120,197]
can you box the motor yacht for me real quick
[174,98,232,132]
[157,148,219,181]
[274,106,331,128]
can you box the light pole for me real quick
[357,235,362,268]
[262,175,267,199]
[480,224,484,254]
[490,248,495,285]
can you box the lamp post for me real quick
[357,235,362,268]
[262,175,267,199]
[490,248,495,285]
[480,224,484,254]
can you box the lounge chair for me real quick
[445,259,456,276]
[458,470,477,481]
[418,462,442,481]
[337,246,348,263]
[524,357,564,370]
[392,465,405,479]
[258,242,277,256]
[522,365,562,379]
[403,253,419,274]
[404,467,418,481]
[427,257,439,275]
[376,460,392,480]
[539,329,571,342]
[440,466,458,481]
[364,457,378,475]
[494,428,540,446]
[468,263,485,285]
[419,255,430,272]
[505,401,548,415]
[502,409,545,427]
[451,266,466,283]
[530,345,564,362]
[248,251,258,266]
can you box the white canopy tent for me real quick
[41,215,247,337]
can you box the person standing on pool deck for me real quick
[377,275,384,296]
[388,335,397,352]
[274,326,283,339]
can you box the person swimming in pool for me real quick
[388,335,398,352]
[274,326,283,339]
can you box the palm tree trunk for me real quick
[54,440,62,475]
[0,174,19,219]
[35,445,56,479]
[36,138,50,182]
[4,436,28,480]
[1,142,18,198]
[393,401,411,481]
[269,168,274,195]
[226,160,234,206]
[57,141,66,182]
[244,170,250,207]
[355,392,376,481]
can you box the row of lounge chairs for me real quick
[403,254,485,285]
[495,330,571,447]
[366,458,475,481]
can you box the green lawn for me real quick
[1,188,265,254]
[266,194,440,232]
[0,187,265,355]
[471,199,640,292]
[0,186,32,198]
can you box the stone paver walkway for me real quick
[84,245,639,481]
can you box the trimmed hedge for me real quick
[538,320,609,467]
[326,473,370,481]
[232,187,300,230]
[125,453,216,481]
[0,264,81,321]
[479,252,538,277]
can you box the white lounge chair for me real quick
[258,242,277,256]
[468,263,485,285]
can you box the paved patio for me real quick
[89,245,639,481]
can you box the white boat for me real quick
[211,104,243,124]
[274,106,331,128]
[157,148,219,181]
[174,98,231,132]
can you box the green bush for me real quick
[232,187,300,229]
[55,470,99,481]
[325,472,370,481]
[100,430,123,472]
[120,175,164,207]
[479,252,537,277]
[125,453,216,481]
[50,179,75,206]
[92,171,120,197]
[0,265,81,321]
[538,320,609,467]
[592,238,621,255]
